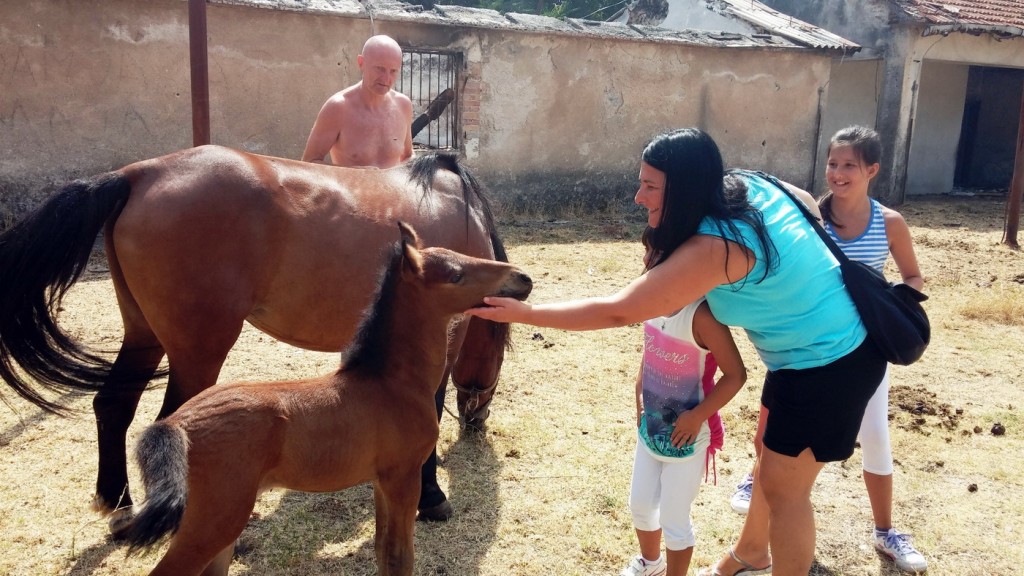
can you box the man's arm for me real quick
[398,94,414,163]
[301,99,342,164]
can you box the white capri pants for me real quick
[857,365,894,475]
[628,438,705,551]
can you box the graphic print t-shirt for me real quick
[639,301,715,460]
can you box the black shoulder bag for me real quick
[749,171,930,365]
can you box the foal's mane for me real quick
[338,241,404,376]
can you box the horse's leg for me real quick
[92,339,165,531]
[153,312,248,419]
[415,320,469,522]
[93,243,168,530]
[452,316,507,431]
[375,469,420,576]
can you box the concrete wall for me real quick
[1,0,833,222]
[0,0,374,221]
[815,57,881,195]
[467,36,830,212]
[903,32,1024,196]
[757,0,1024,203]
[906,61,968,195]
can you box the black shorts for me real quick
[761,338,887,462]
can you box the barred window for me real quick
[397,49,461,151]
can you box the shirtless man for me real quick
[301,35,414,168]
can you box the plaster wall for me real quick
[468,36,830,211]
[1,0,832,220]
[906,61,968,195]
[0,0,377,221]
[815,58,881,195]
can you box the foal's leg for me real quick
[149,477,259,576]
[375,469,421,576]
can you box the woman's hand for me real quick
[670,410,702,448]
[465,296,532,323]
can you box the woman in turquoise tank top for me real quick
[467,128,887,576]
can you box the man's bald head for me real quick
[362,35,403,59]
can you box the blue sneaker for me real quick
[730,473,753,515]
[874,528,928,573]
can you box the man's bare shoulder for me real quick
[390,90,412,105]
[325,85,360,107]
[389,92,413,117]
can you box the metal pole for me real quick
[189,0,211,146]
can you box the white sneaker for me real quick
[730,473,753,515]
[619,554,667,576]
[874,528,928,573]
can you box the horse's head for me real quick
[397,221,532,314]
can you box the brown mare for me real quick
[0,145,510,528]
[117,223,533,576]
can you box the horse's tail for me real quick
[118,421,190,554]
[0,172,130,413]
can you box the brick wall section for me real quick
[462,62,482,142]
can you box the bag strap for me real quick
[738,169,850,265]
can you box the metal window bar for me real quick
[397,49,460,150]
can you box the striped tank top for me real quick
[825,198,889,273]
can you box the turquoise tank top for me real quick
[696,172,866,370]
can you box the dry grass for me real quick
[1,197,1022,575]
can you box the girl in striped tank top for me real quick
[820,125,927,573]
[730,126,928,574]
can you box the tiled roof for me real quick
[894,0,1024,36]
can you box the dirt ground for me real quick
[1,195,1022,575]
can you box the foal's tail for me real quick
[0,172,130,413]
[118,421,190,553]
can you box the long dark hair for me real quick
[640,128,776,284]
[820,125,882,228]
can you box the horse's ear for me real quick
[397,221,424,278]
[397,221,423,248]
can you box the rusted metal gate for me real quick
[398,49,461,150]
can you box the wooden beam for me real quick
[189,0,211,146]
[1003,79,1023,248]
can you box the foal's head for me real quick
[342,222,532,372]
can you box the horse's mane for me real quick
[407,153,499,247]
[407,154,512,351]
[338,241,403,375]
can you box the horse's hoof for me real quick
[106,506,137,540]
[416,500,454,522]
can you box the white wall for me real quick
[816,57,881,195]
[906,61,969,196]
